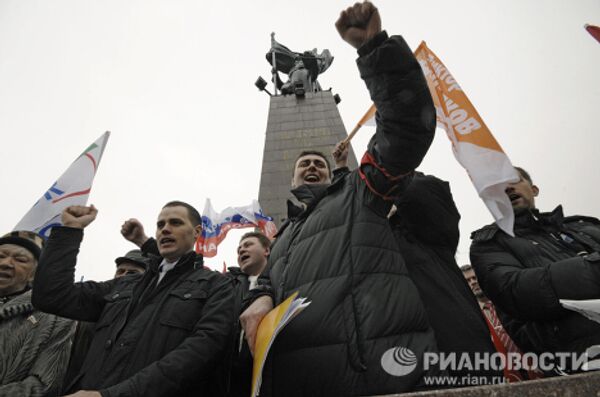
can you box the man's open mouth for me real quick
[508,193,520,203]
[0,271,13,280]
[304,174,320,182]
[240,254,250,263]
[160,237,176,246]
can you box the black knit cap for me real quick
[0,231,45,260]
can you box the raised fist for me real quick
[335,1,382,49]
[62,205,98,229]
[121,218,149,248]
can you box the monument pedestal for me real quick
[258,91,358,226]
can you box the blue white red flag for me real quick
[14,131,110,238]
[196,199,277,258]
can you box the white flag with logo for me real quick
[414,42,519,236]
[14,131,110,238]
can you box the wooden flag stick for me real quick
[342,124,362,145]
[343,104,376,146]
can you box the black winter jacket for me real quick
[224,267,253,397]
[251,32,441,396]
[32,227,234,397]
[390,174,501,384]
[470,206,600,357]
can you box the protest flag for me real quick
[343,103,376,145]
[14,131,110,238]
[413,42,519,236]
[195,199,277,258]
[585,24,600,44]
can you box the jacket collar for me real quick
[291,184,328,205]
[514,205,564,229]
[287,180,346,221]
[285,184,328,221]
[0,289,34,320]
[148,250,202,273]
[227,266,246,277]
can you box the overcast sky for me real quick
[1,0,599,281]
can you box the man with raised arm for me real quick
[240,2,442,395]
[32,202,234,397]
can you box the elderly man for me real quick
[32,201,234,397]
[0,230,75,396]
[240,2,442,396]
[470,167,600,371]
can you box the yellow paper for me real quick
[250,291,300,397]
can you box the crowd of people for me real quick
[2,2,600,396]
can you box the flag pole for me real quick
[342,124,362,145]
[342,104,377,146]
[271,32,278,96]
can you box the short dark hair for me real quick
[240,231,271,249]
[514,166,533,185]
[460,264,473,273]
[162,201,202,226]
[294,150,332,177]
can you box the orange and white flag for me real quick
[414,42,518,236]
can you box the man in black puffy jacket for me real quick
[470,166,600,370]
[240,3,443,396]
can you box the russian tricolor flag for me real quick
[196,199,277,258]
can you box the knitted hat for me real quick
[0,231,45,260]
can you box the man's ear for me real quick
[264,247,270,258]
[193,224,202,239]
[532,185,539,197]
[291,177,297,189]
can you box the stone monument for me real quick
[257,33,358,226]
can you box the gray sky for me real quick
[1,0,599,281]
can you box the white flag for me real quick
[414,42,519,236]
[14,131,110,238]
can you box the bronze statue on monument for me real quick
[256,33,357,226]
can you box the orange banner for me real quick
[415,42,503,153]
[414,42,518,235]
